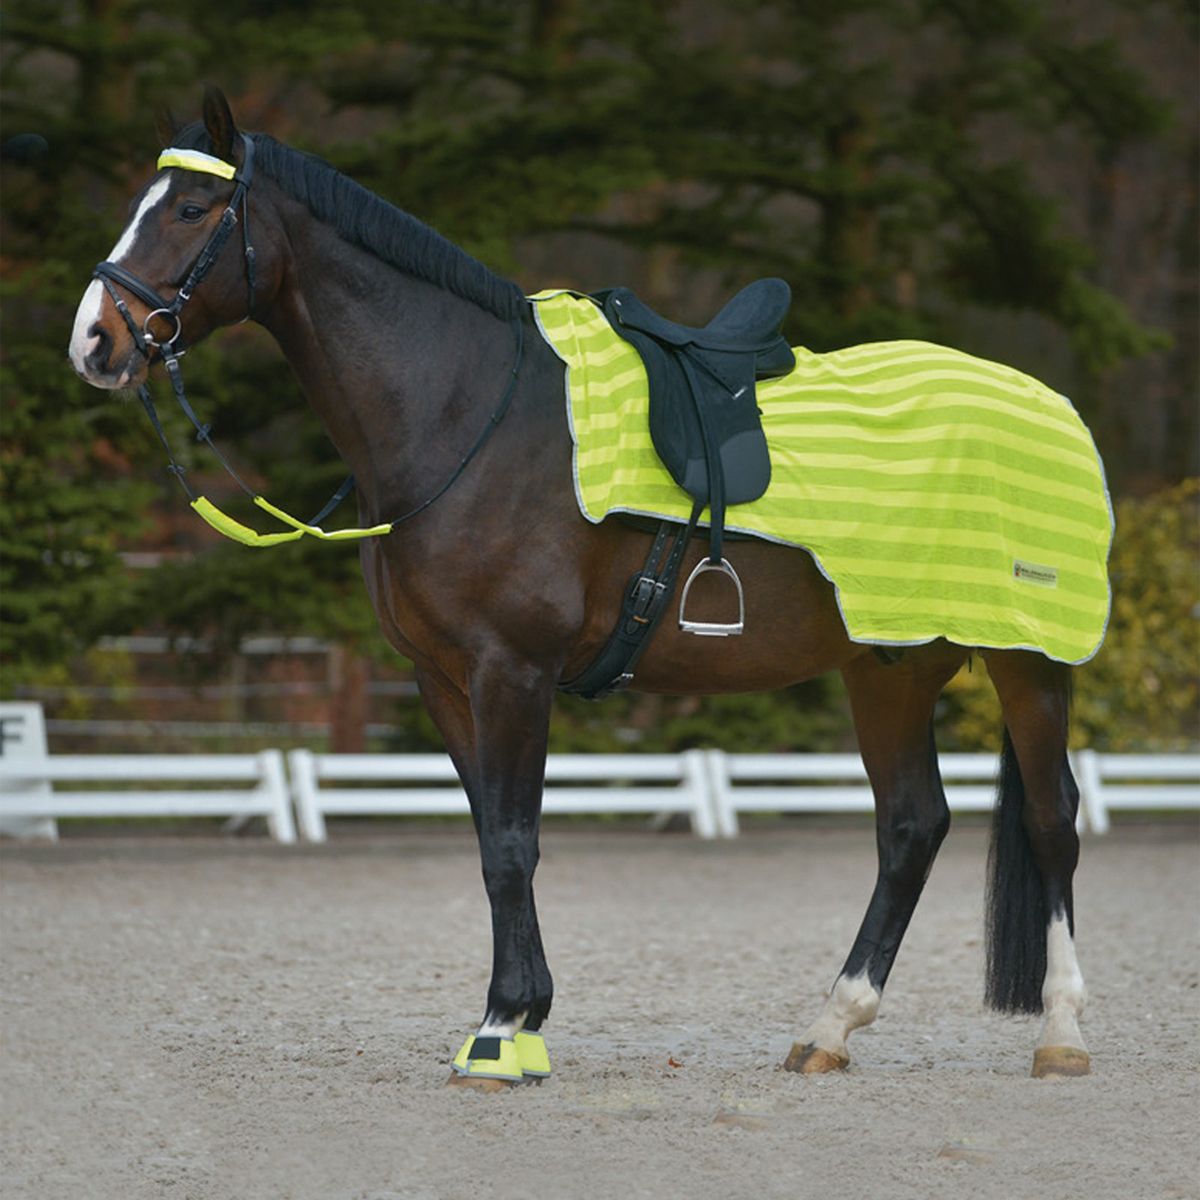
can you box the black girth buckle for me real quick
[626,573,666,629]
[559,506,701,700]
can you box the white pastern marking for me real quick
[69,176,171,381]
[801,971,881,1056]
[1039,913,1088,1051]
[477,1010,527,1041]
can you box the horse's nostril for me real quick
[85,323,113,371]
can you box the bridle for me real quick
[95,141,258,359]
[92,138,523,547]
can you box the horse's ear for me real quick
[155,107,179,149]
[202,85,238,162]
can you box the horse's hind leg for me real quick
[983,650,1089,1078]
[785,644,965,1073]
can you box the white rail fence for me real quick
[1071,752,1200,835]
[0,752,296,843]
[288,750,715,840]
[1,747,1196,843]
[706,752,1003,839]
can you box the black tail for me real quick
[984,729,1046,1013]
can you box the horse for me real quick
[69,87,1096,1086]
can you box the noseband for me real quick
[88,138,524,547]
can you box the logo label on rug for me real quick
[1013,559,1058,588]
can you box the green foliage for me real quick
[940,480,1200,751]
[0,272,155,686]
[1,0,1192,759]
[549,677,852,754]
[1076,479,1200,749]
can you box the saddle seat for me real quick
[607,276,794,363]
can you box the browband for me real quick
[157,147,238,179]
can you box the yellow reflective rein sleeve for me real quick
[252,496,392,540]
[190,496,390,547]
[190,497,304,547]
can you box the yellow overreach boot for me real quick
[450,1035,523,1082]
[514,1030,551,1078]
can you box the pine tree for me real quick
[2,0,1191,753]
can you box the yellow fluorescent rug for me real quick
[530,290,1113,664]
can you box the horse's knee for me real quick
[480,830,539,902]
[878,802,949,890]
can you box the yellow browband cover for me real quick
[190,496,390,548]
[157,148,238,179]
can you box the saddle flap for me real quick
[598,280,784,552]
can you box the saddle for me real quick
[595,277,795,635]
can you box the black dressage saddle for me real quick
[595,277,795,635]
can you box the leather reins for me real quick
[93,139,523,547]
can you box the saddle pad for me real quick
[530,290,1113,664]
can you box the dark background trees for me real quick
[2,0,1196,752]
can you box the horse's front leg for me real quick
[416,660,556,1090]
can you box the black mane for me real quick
[170,122,526,321]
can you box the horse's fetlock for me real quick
[831,973,881,1027]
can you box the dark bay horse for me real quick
[69,88,1092,1085]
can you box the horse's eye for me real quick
[178,203,207,223]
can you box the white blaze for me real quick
[69,176,171,377]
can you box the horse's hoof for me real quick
[782,1042,849,1074]
[1031,1046,1090,1078]
[445,1071,517,1092]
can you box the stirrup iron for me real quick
[678,557,745,636]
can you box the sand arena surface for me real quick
[2,823,1197,1200]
